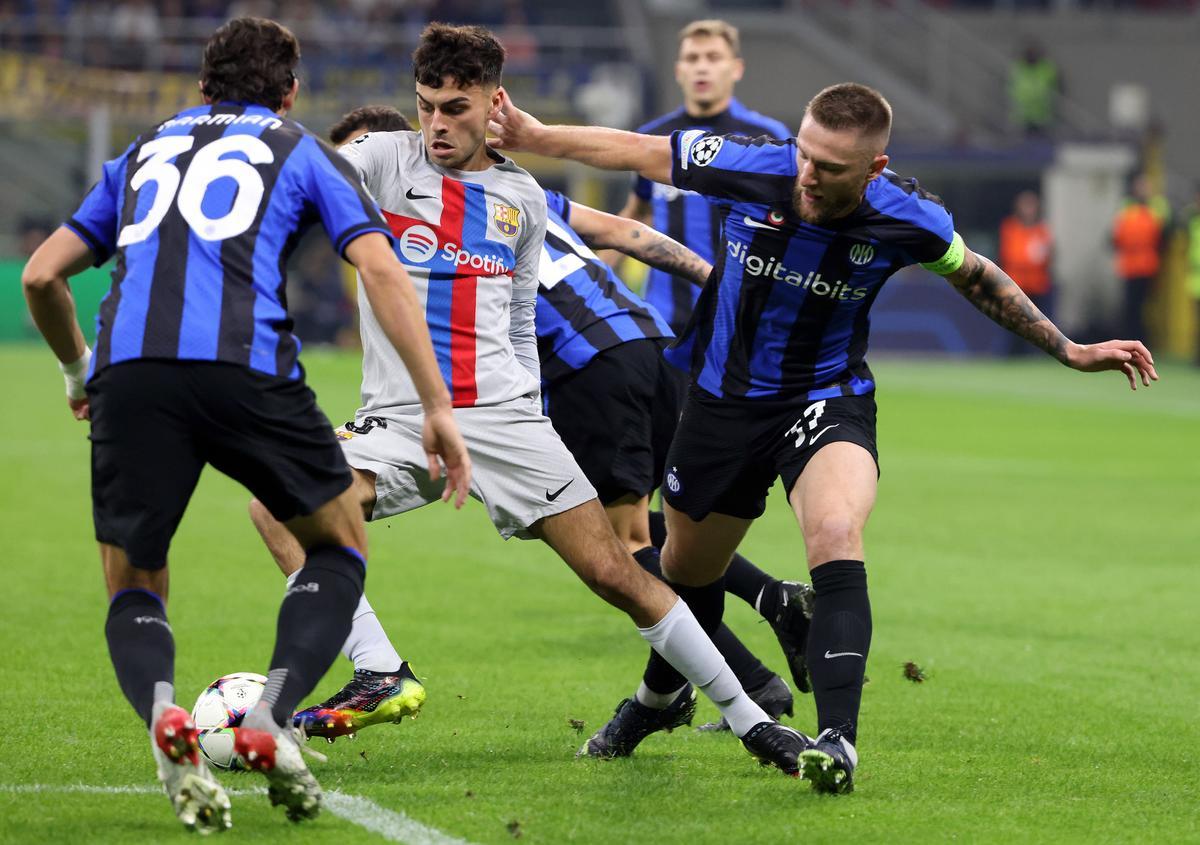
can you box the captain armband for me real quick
[920,232,965,275]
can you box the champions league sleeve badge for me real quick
[690,135,724,167]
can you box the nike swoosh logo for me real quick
[807,423,840,446]
[406,187,435,201]
[743,215,780,231]
[824,650,864,659]
[546,479,574,502]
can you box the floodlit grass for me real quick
[1,346,1196,843]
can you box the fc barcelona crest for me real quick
[493,203,521,237]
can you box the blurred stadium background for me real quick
[2,0,1198,360]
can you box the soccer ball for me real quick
[191,672,267,771]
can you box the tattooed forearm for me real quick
[946,251,1069,362]
[637,231,712,287]
[612,223,711,287]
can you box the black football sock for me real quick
[632,545,664,579]
[710,625,777,691]
[724,553,776,610]
[806,559,871,746]
[105,588,175,727]
[648,510,668,549]
[251,546,366,728]
[643,576,727,695]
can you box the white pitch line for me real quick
[323,790,474,845]
[0,784,476,845]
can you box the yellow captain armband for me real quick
[920,232,965,275]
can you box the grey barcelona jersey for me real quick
[339,130,547,410]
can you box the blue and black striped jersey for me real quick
[66,102,391,382]
[633,99,791,334]
[536,190,673,385]
[666,131,962,401]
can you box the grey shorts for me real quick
[336,395,597,539]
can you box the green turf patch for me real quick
[1,347,1196,843]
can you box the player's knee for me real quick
[805,514,863,561]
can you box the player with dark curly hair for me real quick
[251,23,811,779]
[22,16,470,831]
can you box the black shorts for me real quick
[542,339,685,505]
[662,385,878,521]
[88,360,352,570]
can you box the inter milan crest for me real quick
[493,203,521,237]
[848,243,875,266]
[690,136,724,167]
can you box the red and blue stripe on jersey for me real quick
[667,131,956,400]
[633,99,792,335]
[381,177,515,407]
[67,103,390,382]
[535,190,673,385]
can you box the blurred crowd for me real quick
[998,176,1200,362]
[0,0,623,72]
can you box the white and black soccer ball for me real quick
[191,672,267,771]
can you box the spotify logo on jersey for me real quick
[399,225,438,263]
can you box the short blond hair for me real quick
[678,19,740,57]
[806,83,892,142]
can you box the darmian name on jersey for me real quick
[156,112,284,132]
[727,240,869,301]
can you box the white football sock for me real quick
[284,572,402,673]
[635,681,688,709]
[341,593,403,673]
[637,598,769,736]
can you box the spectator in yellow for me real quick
[1112,174,1168,343]
[1009,41,1060,137]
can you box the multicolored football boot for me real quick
[292,662,426,741]
[150,702,232,834]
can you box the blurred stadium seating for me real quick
[1,0,1195,358]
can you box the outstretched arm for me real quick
[345,233,472,506]
[942,246,1158,390]
[22,226,98,420]
[488,89,672,184]
[567,200,712,287]
[601,190,653,269]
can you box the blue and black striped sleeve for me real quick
[866,172,963,273]
[299,134,393,257]
[669,131,796,205]
[543,189,570,223]
[632,174,653,201]
[64,142,133,266]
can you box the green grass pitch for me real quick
[0,345,1197,844]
